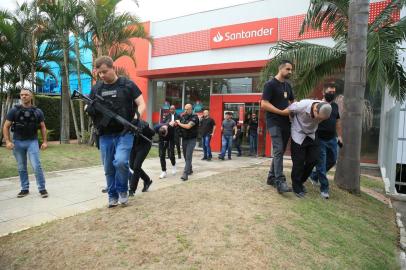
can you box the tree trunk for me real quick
[60,36,71,144]
[74,33,86,143]
[334,0,369,194]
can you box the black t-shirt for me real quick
[317,102,340,140]
[261,78,294,128]
[200,117,215,136]
[89,77,142,135]
[6,106,45,140]
[248,118,258,135]
[180,113,199,139]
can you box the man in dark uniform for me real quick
[128,120,155,196]
[156,123,177,178]
[200,109,216,161]
[3,88,49,198]
[175,104,199,181]
[87,56,146,208]
[261,60,295,194]
[164,105,181,159]
[310,83,342,199]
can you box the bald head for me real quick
[185,104,193,115]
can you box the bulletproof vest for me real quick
[180,114,199,139]
[11,105,40,139]
[93,77,136,133]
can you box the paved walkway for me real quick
[0,153,267,236]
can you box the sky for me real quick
[0,0,259,22]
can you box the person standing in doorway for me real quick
[310,83,342,199]
[260,60,295,194]
[218,112,237,160]
[200,110,216,161]
[165,105,181,159]
[3,88,49,198]
[176,104,199,181]
[248,112,258,156]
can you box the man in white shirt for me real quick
[281,100,332,198]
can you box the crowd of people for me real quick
[2,57,342,207]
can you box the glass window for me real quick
[212,77,260,94]
[184,79,210,113]
[153,80,183,112]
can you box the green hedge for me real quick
[35,95,88,141]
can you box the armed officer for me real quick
[3,88,49,198]
[87,56,146,208]
[175,104,199,181]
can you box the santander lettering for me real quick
[210,18,278,49]
[223,27,274,42]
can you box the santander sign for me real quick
[210,18,278,49]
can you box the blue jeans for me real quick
[310,137,338,193]
[220,135,233,158]
[249,133,257,154]
[202,134,212,159]
[100,133,133,200]
[13,139,46,191]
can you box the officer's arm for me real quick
[39,122,48,149]
[336,119,343,142]
[2,120,14,149]
[261,100,287,116]
[134,95,146,119]
[177,121,195,130]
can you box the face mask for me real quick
[325,93,335,102]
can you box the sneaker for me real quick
[108,198,119,208]
[101,187,108,193]
[142,180,153,192]
[266,177,276,187]
[207,157,212,161]
[128,190,135,197]
[172,165,177,175]
[39,189,48,198]
[17,190,29,198]
[294,191,306,198]
[159,171,167,179]
[320,191,330,199]
[276,181,291,194]
[201,157,207,160]
[218,156,225,160]
[228,157,232,160]
[118,192,128,205]
[181,173,188,181]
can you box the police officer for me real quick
[128,120,155,196]
[87,56,146,208]
[164,105,181,159]
[175,104,199,181]
[3,88,49,198]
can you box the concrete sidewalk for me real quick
[0,153,267,236]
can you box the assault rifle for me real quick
[70,90,152,143]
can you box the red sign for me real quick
[210,18,278,49]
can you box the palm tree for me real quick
[82,0,150,61]
[39,0,83,144]
[260,0,406,100]
[260,0,406,193]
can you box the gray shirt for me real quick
[288,99,321,145]
[222,119,236,136]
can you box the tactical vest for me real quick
[180,114,199,139]
[92,77,136,134]
[11,105,41,139]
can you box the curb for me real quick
[396,212,406,269]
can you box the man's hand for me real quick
[40,142,48,150]
[5,141,14,150]
[233,135,236,139]
[169,120,176,127]
[175,120,180,125]
[338,136,343,144]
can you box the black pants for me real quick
[167,132,181,158]
[159,139,176,171]
[129,142,151,192]
[291,136,320,193]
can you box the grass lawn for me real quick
[0,166,398,269]
[0,143,158,179]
